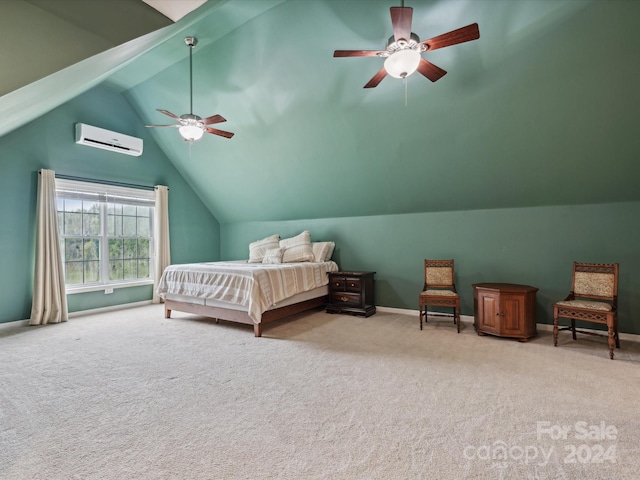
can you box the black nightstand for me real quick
[326,271,376,317]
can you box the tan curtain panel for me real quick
[30,169,68,325]
[152,185,171,304]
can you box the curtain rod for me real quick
[52,173,159,191]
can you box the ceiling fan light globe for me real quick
[384,49,421,79]
[179,125,204,141]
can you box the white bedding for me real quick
[157,261,339,324]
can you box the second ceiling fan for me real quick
[334,4,479,88]
[146,37,234,141]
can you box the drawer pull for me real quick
[340,296,349,302]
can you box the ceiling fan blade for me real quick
[364,67,387,89]
[334,50,385,57]
[421,23,480,52]
[390,7,413,42]
[145,124,180,128]
[203,114,226,125]
[417,59,447,82]
[205,127,234,139]
[157,109,181,120]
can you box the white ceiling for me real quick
[142,0,207,22]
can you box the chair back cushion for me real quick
[424,259,455,287]
[574,272,615,298]
[426,267,453,286]
[572,263,618,300]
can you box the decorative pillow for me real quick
[262,247,285,264]
[312,241,335,262]
[248,234,280,263]
[280,230,315,263]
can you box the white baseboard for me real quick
[4,303,638,343]
[0,301,154,331]
[535,322,639,343]
[68,300,153,318]
[376,306,474,323]
[0,318,30,330]
[375,306,639,342]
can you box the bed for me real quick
[157,260,339,336]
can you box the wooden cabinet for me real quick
[473,283,538,341]
[326,271,376,317]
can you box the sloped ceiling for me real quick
[0,0,172,96]
[2,0,640,224]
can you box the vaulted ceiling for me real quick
[2,0,640,224]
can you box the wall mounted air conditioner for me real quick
[75,123,143,157]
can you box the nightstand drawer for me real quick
[330,292,361,306]
[345,277,361,292]
[331,277,346,290]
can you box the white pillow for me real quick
[280,230,315,263]
[248,234,280,263]
[262,247,285,264]
[312,241,335,262]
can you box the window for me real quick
[55,178,155,292]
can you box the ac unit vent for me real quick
[75,123,143,157]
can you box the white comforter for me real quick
[157,261,339,324]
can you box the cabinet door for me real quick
[501,294,525,336]
[478,291,499,334]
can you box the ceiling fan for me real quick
[146,36,234,141]
[334,4,479,88]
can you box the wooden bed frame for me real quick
[164,295,328,337]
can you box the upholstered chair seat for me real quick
[555,300,612,311]
[421,289,459,297]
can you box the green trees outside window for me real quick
[56,185,154,289]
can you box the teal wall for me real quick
[0,86,220,323]
[221,201,640,335]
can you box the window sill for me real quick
[66,280,154,295]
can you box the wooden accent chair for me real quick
[419,259,461,333]
[553,262,619,359]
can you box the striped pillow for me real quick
[312,241,335,262]
[280,231,315,263]
[248,234,280,263]
[262,247,285,264]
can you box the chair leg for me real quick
[614,315,620,349]
[419,305,423,330]
[553,309,559,347]
[607,323,615,360]
[455,307,460,333]
[571,319,576,340]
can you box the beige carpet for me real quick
[1,305,639,480]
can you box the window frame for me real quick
[55,178,155,294]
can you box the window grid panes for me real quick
[56,182,154,289]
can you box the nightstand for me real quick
[326,271,376,317]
